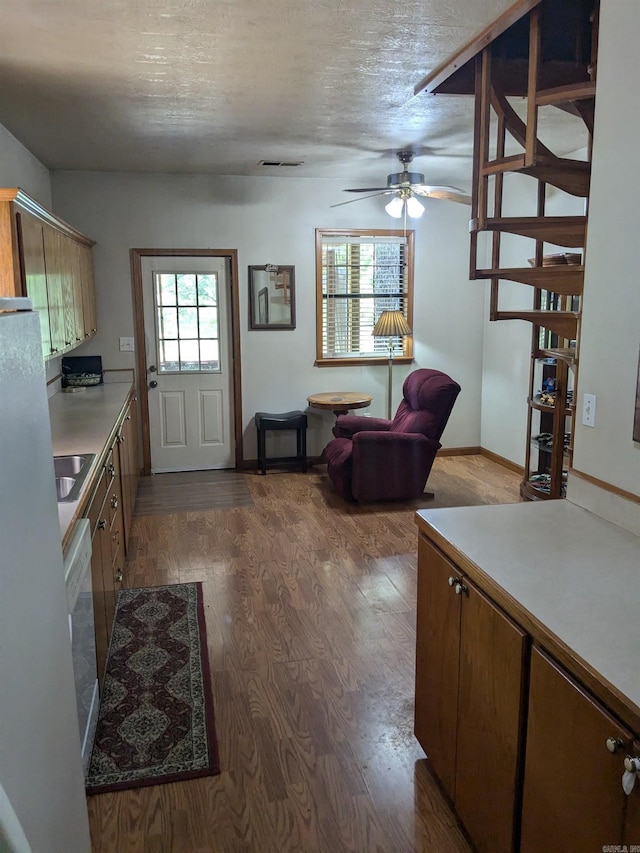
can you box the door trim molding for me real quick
[130,247,243,475]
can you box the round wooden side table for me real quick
[307,391,373,417]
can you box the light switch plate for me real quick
[582,393,596,427]
[119,337,135,352]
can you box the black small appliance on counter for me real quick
[61,355,104,388]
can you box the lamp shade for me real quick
[372,309,412,339]
[384,193,425,219]
[384,196,404,218]
[405,195,425,218]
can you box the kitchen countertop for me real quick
[416,500,640,725]
[50,380,133,544]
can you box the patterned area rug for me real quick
[86,583,220,794]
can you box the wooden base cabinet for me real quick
[415,535,528,853]
[117,395,139,552]
[521,647,633,852]
[84,465,111,683]
[415,514,640,853]
[81,391,139,683]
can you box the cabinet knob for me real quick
[624,756,640,774]
[115,569,123,584]
[108,464,115,477]
[97,519,107,530]
[110,495,119,509]
[65,340,72,346]
[606,737,624,753]
[448,576,467,595]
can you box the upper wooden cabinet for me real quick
[0,188,97,359]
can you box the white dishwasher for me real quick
[64,518,99,774]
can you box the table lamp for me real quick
[372,310,412,418]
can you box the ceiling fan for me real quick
[331,150,472,218]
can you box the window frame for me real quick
[314,228,415,367]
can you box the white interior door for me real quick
[142,256,234,473]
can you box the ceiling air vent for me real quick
[259,160,303,167]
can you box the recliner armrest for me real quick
[351,431,442,502]
[332,415,392,439]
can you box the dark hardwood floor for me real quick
[87,455,522,852]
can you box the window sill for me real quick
[314,356,415,368]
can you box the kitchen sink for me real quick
[53,453,96,502]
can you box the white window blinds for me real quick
[318,232,413,362]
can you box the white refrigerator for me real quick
[0,303,91,852]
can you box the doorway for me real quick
[131,249,242,475]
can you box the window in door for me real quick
[315,228,414,366]
[155,272,220,373]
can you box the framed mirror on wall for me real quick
[248,265,296,330]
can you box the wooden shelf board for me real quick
[538,346,578,365]
[519,160,591,197]
[536,81,596,106]
[475,266,583,295]
[471,216,586,247]
[494,310,579,339]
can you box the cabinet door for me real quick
[78,243,97,339]
[18,213,51,358]
[455,579,527,853]
[85,468,110,684]
[42,226,66,356]
[415,535,462,797]
[521,646,631,852]
[117,415,132,551]
[69,239,85,345]
[623,742,640,845]
[59,234,77,350]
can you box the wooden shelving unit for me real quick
[415,0,599,501]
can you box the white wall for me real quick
[50,171,484,460]
[0,124,52,208]
[571,0,640,500]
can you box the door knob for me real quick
[149,380,158,388]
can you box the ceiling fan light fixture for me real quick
[406,195,425,218]
[385,196,404,218]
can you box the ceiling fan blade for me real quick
[330,191,394,208]
[413,187,472,205]
[343,187,391,193]
[412,183,466,193]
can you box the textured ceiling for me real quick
[1,0,535,187]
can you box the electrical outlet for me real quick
[119,337,135,352]
[582,393,596,428]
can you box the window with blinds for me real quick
[315,229,414,365]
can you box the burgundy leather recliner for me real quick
[323,368,461,502]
